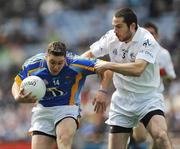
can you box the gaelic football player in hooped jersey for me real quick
[11,41,106,149]
[82,8,172,149]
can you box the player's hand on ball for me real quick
[20,76,46,102]
[15,88,38,103]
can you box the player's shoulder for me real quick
[100,29,116,41]
[23,53,45,67]
[137,27,157,47]
[141,27,155,41]
[159,46,171,56]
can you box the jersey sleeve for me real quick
[15,64,29,86]
[161,50,176,78]
[136,37,159,64]
[14,53,45,86]
[90,31,112,57]
[69,57,97,75]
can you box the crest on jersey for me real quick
[65,76,72,81]
[129,52,136,61]
[100,47,103,52]
[112,48,118,55]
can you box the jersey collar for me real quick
[132,25,141,42]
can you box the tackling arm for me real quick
[81,50,95,58]
[81,50,112,113]
[95,59,149,77]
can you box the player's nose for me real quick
[54,65,62,71]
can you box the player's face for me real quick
[145,27,158,40]
[112,16,134,42]
[46,54,66,76]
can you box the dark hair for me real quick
[47,41,66,56]
[115,8,138,30]
[144,22,158,34]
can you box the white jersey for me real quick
[90,27,161,94]
[157,46,176,92]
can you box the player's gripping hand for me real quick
[92,90,108,113]
[95,60,109,74]
[15,88,38,103]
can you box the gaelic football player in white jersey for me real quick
[129,22,176,148]
[144,22,176,92]
[81,8,172,149]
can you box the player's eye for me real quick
[58,60,65,65]
[50,61,56,65]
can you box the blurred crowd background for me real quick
[0,0,180,148]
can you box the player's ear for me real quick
[155,33,159,40]
[130,22,136,32]
[45,52,48,59]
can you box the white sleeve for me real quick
[136,38,159,64]
[90,31,110,58]
[161,50,176,78]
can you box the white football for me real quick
[20,76,46,100]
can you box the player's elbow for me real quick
[11,82,20,102]
[81,51,94,58]
[132,60,147,77]
[133,67,145,77]
[132,72,141,77]
[132,60,148,77]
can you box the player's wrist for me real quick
[98,89,108,94]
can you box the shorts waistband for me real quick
[116,88,161,98]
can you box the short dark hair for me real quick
[115,8,138,30]
[47,41,66,56]
[144,22,158,34]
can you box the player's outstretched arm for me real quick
[95,59,148,76]
[81,50,95,58]
[93,70,113,113]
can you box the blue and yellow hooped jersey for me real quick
[15,52,97,107]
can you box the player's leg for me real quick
[106,91,135,149]
[108,125,132,149]
[55,117,77,149]
[141,110,172,149]
[32,132,56,149]
[29,105,57,149]
[132,122,148,142]
[128,122,149,149]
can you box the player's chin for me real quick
[51,71,60,76]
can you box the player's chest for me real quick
[109,43,139,63]
[41,70,78,88]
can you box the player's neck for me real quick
[125,32,135,43]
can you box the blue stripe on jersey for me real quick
[15,52,96,107]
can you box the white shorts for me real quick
[29,104,80,137]
[106,89,165,128]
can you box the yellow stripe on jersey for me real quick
[15,67,43,86]
[71,64,95,72]
[15,75,23,86]
[27,67,42,76]
[69,73,82,105]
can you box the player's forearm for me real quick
[106,60,147,76]
[100,70,113,91]
[81,51,95,58]
[11,82,20,100]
